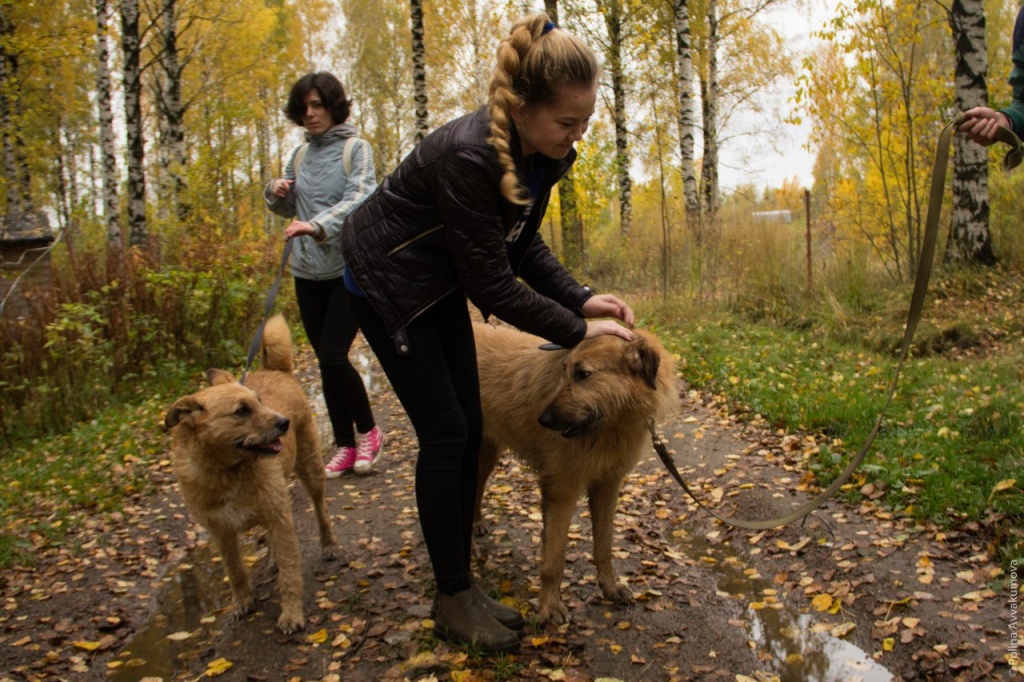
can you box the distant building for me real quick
[751,210,792,223]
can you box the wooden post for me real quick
[805,189,812,298]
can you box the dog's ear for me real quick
[165,395,203,429]
[206,368,236,386]
[625,336,661,390]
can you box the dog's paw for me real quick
[226,598,255,623]
[601,583,634,604]
[277,611,305,635]
[472,520,490,537]
[321,543,342,561]
[537,597,570,625]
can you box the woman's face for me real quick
[514,82,598,159]
[302,88,335,135]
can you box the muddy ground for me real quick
[0,336,1016,681]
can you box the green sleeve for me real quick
[1000,8,1024,132]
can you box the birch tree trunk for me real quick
[410,0,429,144]
[0,7,22,234]
[946,0,993,264]
[674,0,699,225]
[545,0,584,270]
[122,0,147,247]
[157,0,189,222]
[603,0,632,235]
[0,6,46,241]
[95,0,122,248]
[700,0,720,219]
[258,86,272,232]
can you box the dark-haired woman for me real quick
[265,72,383,478]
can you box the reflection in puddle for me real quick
[107,543,230,680]
[680,533,893,682]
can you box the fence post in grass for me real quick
[804,188,812,298]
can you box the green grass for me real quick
[649,308,1024,560]
[0,370,196,569]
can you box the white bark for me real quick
[95,0,121,248]
[603,0,632,235]
[410,0,428,144]
[674,0,699,222]
[122,0,147,247]
[947,0,993,264]
[701,0,719,218]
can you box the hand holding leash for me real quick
[271,178,294,197]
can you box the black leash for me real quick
[239,240,293,385]
[651,114,1022,530]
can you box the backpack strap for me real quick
[293,143,309,178]
[342,137,356,176]
[295,137,357,179]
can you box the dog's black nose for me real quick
[276,416,290,432]
[538,408,555,430]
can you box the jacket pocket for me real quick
[386,225,443,257]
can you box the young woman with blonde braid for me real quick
[341,14,633,652]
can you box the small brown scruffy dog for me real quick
[473,322,677,624]
[165,314,339,634]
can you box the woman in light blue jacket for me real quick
[265,72,383,477]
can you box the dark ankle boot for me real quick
[430,584,525,630]
[433,588,520,653]
[469,583,525,630]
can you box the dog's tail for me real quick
[261,314,294,373]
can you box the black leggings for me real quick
[350,291,480,595]
[294,276,375,448]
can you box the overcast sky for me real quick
[717,0,836,193]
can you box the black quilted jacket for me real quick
[341,106,592,354]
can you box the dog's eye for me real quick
[573,368,592,381]
[235,405,251,417]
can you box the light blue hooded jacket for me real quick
[264,123,377,280]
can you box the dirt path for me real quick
[0,340,1014,682]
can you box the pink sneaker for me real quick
[354,426,384,474]
[325,446,356,479]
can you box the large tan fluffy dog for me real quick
[165,314,338,634]
[473,322,677,624]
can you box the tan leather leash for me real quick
[651,113,1023,530]
[239,239,293,386]
[239,138,358,385]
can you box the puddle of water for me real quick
[352,350,376,392]
[678,532,893,682]
[107,543,232,680]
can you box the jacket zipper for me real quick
[386,224,443,256]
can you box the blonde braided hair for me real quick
[487,13,598,205]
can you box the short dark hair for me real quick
[283,72,351,127]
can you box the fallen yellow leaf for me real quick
[204,657,233,677]
[991,478,1017,497]
[830,622,856,637]
[811,593,833,611]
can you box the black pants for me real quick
[350,291,480,595]
[294,276,375,448]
